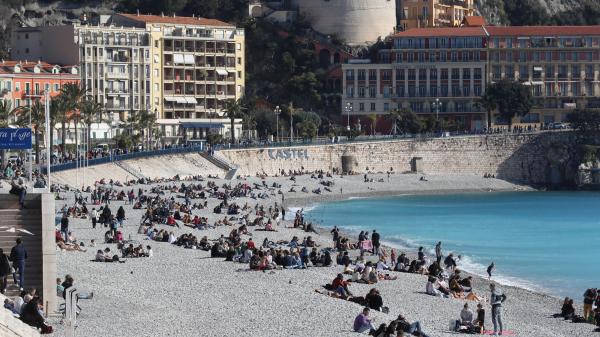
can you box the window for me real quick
[462,68,471,79]
[359,103,365,112]
[430,69,437,80]
[474,68,482,80]
[369,86,376,98]
[358,70,366,81]
[545,65,554,78]
[383,103,389,112]
[15,99,20,107]
[370,103,376,111]
[474,85,482,97]
[54,84,59,92]
[369,70,377,80]
[346,70,354,80]
[25,83,30,94]
[519,65,529,79]
[358,87,365,98]
[15,83,20,92]
[451,68,460,80]
[346,86,354,97]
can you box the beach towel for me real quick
[482,330,516,335]
[360,240,373,251]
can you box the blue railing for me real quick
[46,145,205,174]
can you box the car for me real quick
[550,122,567,130]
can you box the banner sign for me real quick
[0,128,33,149]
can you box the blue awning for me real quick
[180,122,225,129]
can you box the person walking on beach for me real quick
[9,238,27,290]
[490,283,507,336]
[60,214,69,241]
[91,208,98,229]
[435,241,442,263]
[487,262,495,280]
[371,230,380,256]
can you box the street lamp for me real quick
[432,98,442,133]
[274,105,281,142]
[345,102,352,131]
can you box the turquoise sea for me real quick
[304,191,600,300]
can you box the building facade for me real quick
[341,25,600,130]
[11,13,246,144]
[0,60,79,115]
[398,0,476,30]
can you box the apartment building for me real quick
[398,0,476,30]
[343,27,488,130]
[11,13,245,144]
[111,13,245,143]
[342,25,600,130]
[486,26,600,125]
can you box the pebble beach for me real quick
[48,173,595,337]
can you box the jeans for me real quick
[13,260,25,289]
[492,305,503,333]
[408,321,430,337]
[19,189,26,207]
[356,322,375,333]
[0,275,7,293]
[583,303,593,320]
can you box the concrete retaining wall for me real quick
[220,132,590,186]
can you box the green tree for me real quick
[485,79,533,129]
[79,98,105,148]
[224,98,244,144]
[139,110,157,149]
[53,95,71,156]
[392,108,422,135]
[367,113,378,135]
[479,88,498,129]
[61,83,87,157]
[568,109,600,132]
[16,101,44,164]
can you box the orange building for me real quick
[0,60,80,113]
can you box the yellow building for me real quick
[398,0,476,30]
[113,13,245,143]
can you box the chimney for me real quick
[161,12,164,17]
[172,13,176,18]
[136,9,140,16]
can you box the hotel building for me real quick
[341,25,600,130]
[398,0,476,30]
[11,13,245,144]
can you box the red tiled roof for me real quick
[462,16,486,27]
[393,26,487,37]
[485,25,600,36]
[0,60,77,75]
[117,13,234,27]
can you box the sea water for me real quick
[304,191,600,299]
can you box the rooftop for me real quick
[117,13,234,28]
[485,25,600,36]
[0,60,78,75]
[393,26,486,37]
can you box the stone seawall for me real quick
[220,132,591,186]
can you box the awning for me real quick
[533,67,543,72]
[176,97,187,104]
[173,54,184,64]
[185,97,198,104]
[216,69,228,76]
[164,96,177,102]
[531,81,544,85]
[180,122,225,129]
[184,54,195,64]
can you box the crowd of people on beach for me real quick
[2,165,599,336]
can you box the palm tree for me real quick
[387,108,400,136]
[138,110,157,150]
[54,95,71,157]
[479,87,498,129]
[224,99,244,144]
[0,100,26,166]
[61,83,87,159]
[16,101,44,164]
[367,113,377,136]
[79,98,105,150]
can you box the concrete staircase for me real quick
[114,161,146,181]
[0,196,43,298]
[0,291,41,337]
[199,152,238,180]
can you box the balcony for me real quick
[106,72,129,79]
[105,88,129,95]
[105,103,128,110]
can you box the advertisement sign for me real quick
[0,128,33,149]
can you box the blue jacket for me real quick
[10,244,27,262]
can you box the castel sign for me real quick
[267,148,309,160]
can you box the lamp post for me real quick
[345,102,352,132]
[432,98,441,133]
[274,105,281,142]
[289,106,293,143]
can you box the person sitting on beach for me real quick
[393,314,430,337]
[559,297,575,320]
[365,288,384,312]
[353,307,375,334]
[425,276,445,297]
[376,257,391,271]
[473,303,485,334]
[454,302,475,332]
[331,273,353,298]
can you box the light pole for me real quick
[345,102,352,132]
[289,106,293,143]
[432,98,441,133]
[274,105,281,142]
[44,91,50,191]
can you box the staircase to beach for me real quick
[199,152,238,180]
[0,196,44,298]
[114,161,147,181]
